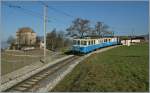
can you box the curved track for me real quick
[5,55,80,92]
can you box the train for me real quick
[72,37,120,54]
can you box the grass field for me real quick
[52,43,149,92]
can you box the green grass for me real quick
[52,43,149,92]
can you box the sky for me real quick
[1,1,149,41]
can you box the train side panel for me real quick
[72,37,119,54]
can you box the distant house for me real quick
[16,27,36,49]
[121,36,145,46]
[121,39,131,46]
[131,37,145,43]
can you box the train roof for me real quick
[73,36,117,40]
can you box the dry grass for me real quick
[1,49,61,75]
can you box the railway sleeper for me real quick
[25,81,36,85]
[13,86,27,91]
[38,74,45,77]
[33,76,43,80]
[46,71,52,74]
[19,84,32,88]
[42,73,49,76]
[30,79,39,82]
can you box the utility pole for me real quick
[43,5,48,62]
[132,28,135,38]
[130,28,135,43]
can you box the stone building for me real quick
[16,27,36,49]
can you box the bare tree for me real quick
[66,18,90,38]
[7,35,16,45]
[35,36,41,47]
[100,24,114,37]
[7,35,16,49]
[95,22,103,37]
[87,27,96,36]
[56,31,64,49]
[46,28,57,51]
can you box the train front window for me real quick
[73,40,76,45]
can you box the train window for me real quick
[88,41,90,45]
[83,41,86,45]
[105,39,107,42]
[91,40,93,45]
[94,40,95,44]
[81,40,83,45]
[77,40,80,45]
[109,39,111,42]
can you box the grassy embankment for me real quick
[52,43,149,92]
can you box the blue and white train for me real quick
[72,37,120,54]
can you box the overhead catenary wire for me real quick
[4,2,74,25]
[39,1,75,18]
[3,2,54,22]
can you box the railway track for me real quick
[5,55,80,92]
